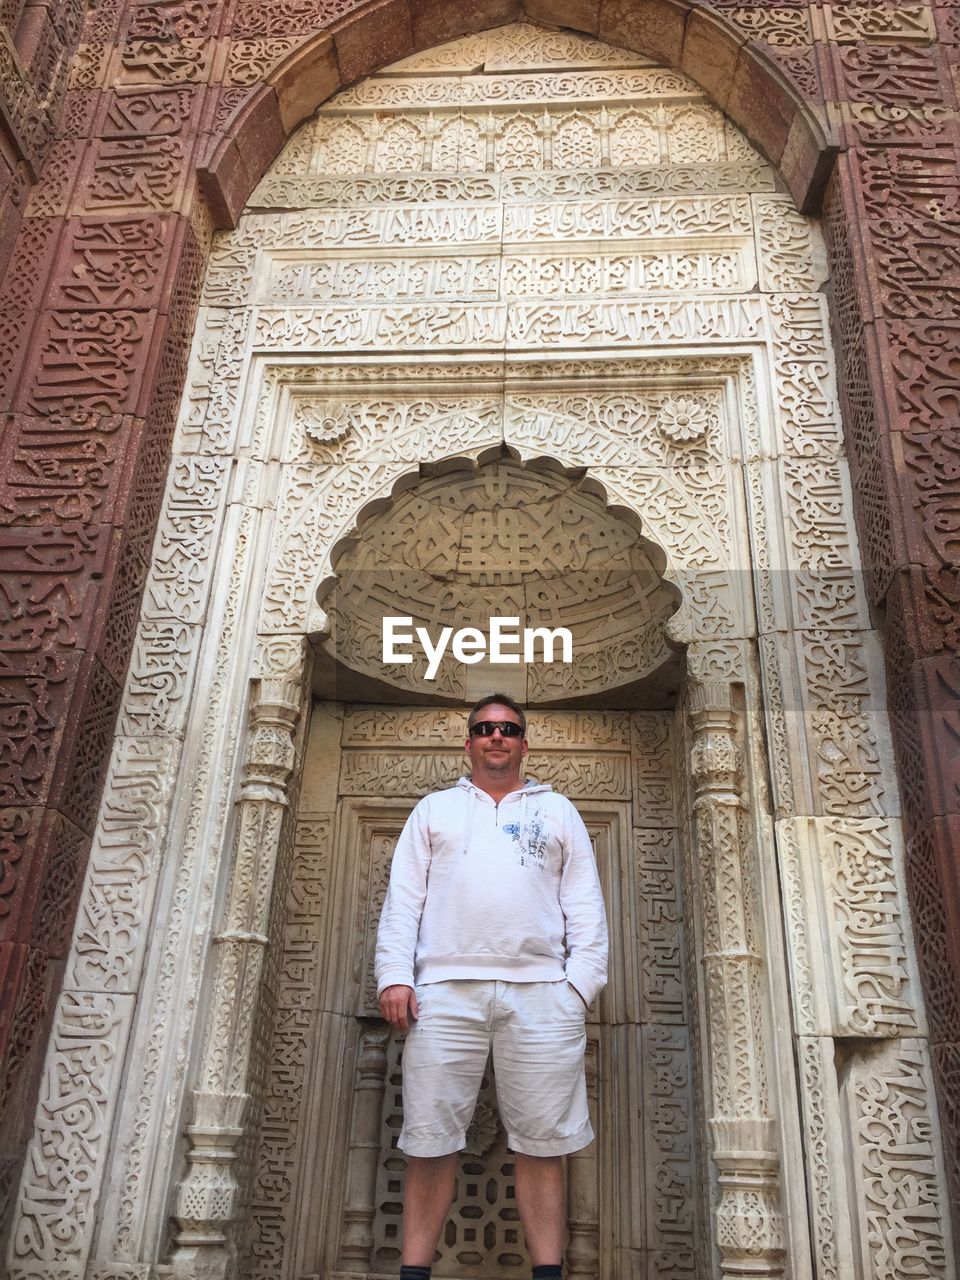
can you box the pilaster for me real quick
[170,675,303,1279]
[687,678,785,1277]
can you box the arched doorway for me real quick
[7,20,953,1280]
[180,23,860,1278]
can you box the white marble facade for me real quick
[7,21,955,1280]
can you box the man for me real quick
[376,693,608,1280]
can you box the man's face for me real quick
[464,703,528,777]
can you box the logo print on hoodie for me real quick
[503,811,548,869]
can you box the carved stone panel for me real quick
[758,628,901,821]
[778,816,921,1038]
[244,812,335,1279]
[839,1040,952,1280]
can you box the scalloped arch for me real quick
[260,445,735,652]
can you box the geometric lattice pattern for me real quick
[372,1041,525,1276]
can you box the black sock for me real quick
[400,1268,431,1280]
[532,1268,562,1279]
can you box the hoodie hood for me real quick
[456,775,553,856]
[456,776,553,798]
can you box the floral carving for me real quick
[297,402,354,446]
[657,396,711,444]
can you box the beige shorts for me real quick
[398,978,593,1157]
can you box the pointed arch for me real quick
[199,0,836,226]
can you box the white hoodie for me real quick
[375,776,609,1007]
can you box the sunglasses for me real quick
[468,720,524,738]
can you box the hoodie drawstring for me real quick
[458,777,539,856]
[461,788,476,856]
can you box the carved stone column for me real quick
[687,680,785,1277]
[170,675,303,1280]
[336,1023,391,1271]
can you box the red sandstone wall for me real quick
[1,0,83,285]
[0,0,957,1243]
